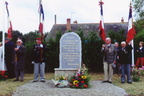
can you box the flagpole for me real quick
[39,0,41,24]
[131,2,135,66]
[2,0,6,71]
[127,2,135,66]
[131,39,134,66]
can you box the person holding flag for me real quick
[118,41,133,84]
[5,37,15,78]
[31,38,47,82]
[118,2,136,84]
[31,0,46,82]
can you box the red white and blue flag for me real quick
[39,3,44,36]
[126,3,136,43]
[99,1,106,42]
[5,1,13,39]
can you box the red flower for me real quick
[84,84,88,88]
[72,79,75,81]
[78,78,82,80]
[78,74,81,77]
[1,71,5,74]
[75,84,79,87]
[81,81,85,83]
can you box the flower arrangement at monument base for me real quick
[0,71,8,81]
[69,64,91,89]
[51,76,69,88]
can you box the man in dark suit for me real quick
[5,37,15,78]
[119,41,132,84]
[13,39,26,82]
[32,38,47,82]
[101,37,117,83]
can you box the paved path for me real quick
[12,80,128,96]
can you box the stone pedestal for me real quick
[54,68,77,79]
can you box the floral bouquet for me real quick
[52,76,69,88]
[0,71,8,81]
[69,64,91,88]
[131,65,144,82]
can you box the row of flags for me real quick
[4,1,136,42]
[1,0,136,71]
[99,1,136,43]
[4,1,45,39]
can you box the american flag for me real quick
[99,0,106,42]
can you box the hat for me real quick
[17,39,23,43]
[36,38,41,40]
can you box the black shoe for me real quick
[127,82,132,84]
[108,81,112,83]
[20,80,24,82]
[40,80,45,82]
[32,80,38,82]
[13,79,19,82]
[127,80,132,84]
[121,82,125,84]
[102,80,108,83]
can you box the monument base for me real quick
[54,68,77,79]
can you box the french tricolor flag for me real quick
[5,1,13,39]
[126,3,136,43]
[99,0,106,42]
[39,3,44,36]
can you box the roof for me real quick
[46,22,128,40]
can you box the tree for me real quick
[132,0,144,32]
[11,30,23,43]
[132,0,144,20]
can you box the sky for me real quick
[0,0,134,34]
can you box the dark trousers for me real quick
[15,69,24,80]
[5,61,15,78]
[121,64,131,82]
[15,62,24,80]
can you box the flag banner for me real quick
[5,1,13,39]
[99,0,106,42]
[126,3,136,43]
[39,3,44,36]
[7,21,12,38]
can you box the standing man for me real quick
[101,37,117,83]
[114,42,121,74]
[5,37,15,78]
[14,39,26,82]
[119,41,132,84]
[32,38,47,82]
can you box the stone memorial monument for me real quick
[54,32,82,78]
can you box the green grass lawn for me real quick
[0,73,144,96]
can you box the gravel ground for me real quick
[12,80,128,96]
